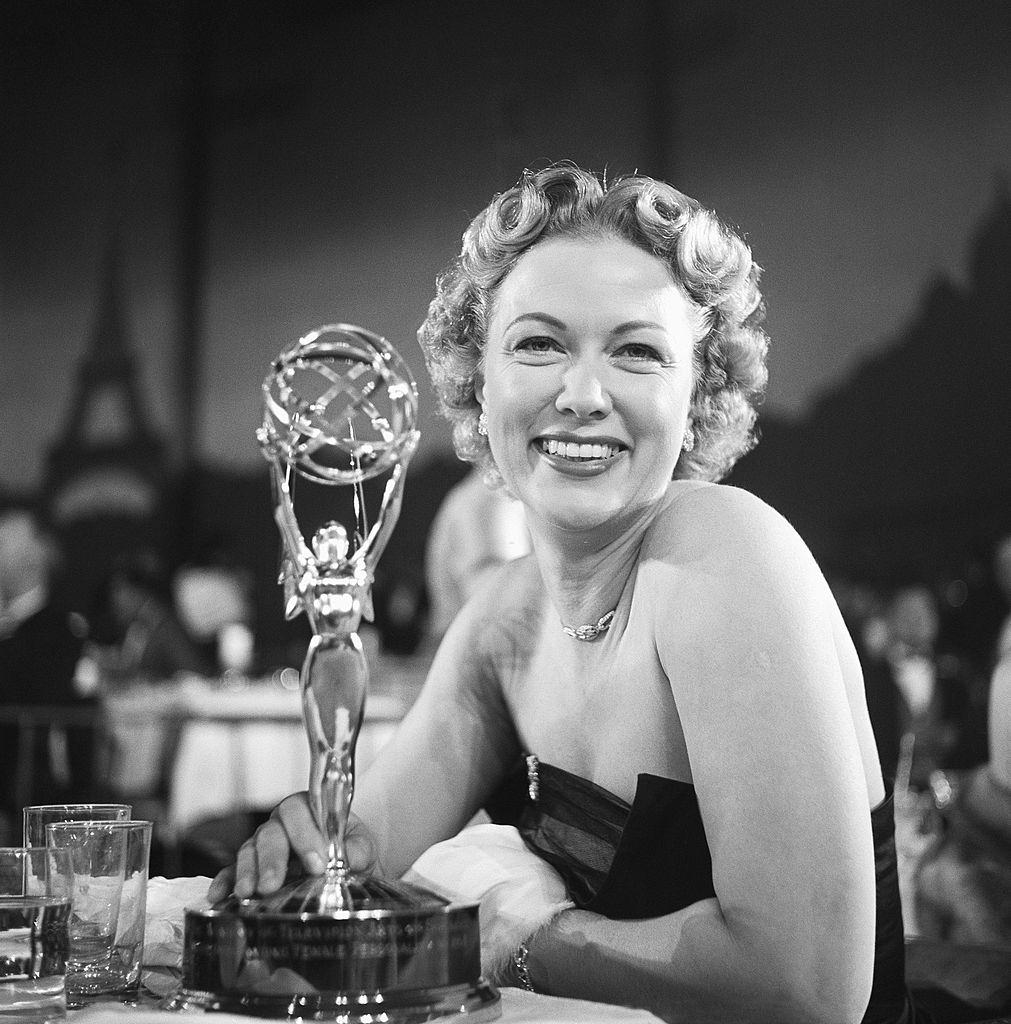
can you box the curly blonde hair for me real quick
[417,163,769,483]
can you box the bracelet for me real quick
[512,941,535,992]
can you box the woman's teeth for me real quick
[541,439,620,460]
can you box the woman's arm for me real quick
[528,897,849,1024]
[351,593,523,878]
[524,489,878,1024]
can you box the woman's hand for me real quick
[206,791,377,902]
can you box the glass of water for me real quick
[44,820,151,1005]
[0,894,72,1021]
[0,847,64,897]
[22,805,131,848]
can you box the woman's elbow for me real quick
[732,909,874,1024]
[771,946,873,1024]
[785,981,871,1024]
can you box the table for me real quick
[103,656,429,834]
[72,988,664,1022]
[166,683,408,832]
[65,876,1011,1024]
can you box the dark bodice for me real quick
[486,758,913,1024]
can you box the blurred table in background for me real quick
[102,652,430,835]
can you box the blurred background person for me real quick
[0,508,95,842]
[88,553,214,688]
[173,562,256,678]
[862,584,978,793]
[991,534,1011,665]
[424,468,531,639]
[912,638,1011,949]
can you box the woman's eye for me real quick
[515,336,559,354]
[616,342,663,362]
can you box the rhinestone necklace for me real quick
[561,608,616,642]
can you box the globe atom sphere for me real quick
[260,324,420,485]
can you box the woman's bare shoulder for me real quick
[641,482,834,651]
[647,482,814,570]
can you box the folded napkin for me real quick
[403,823,573,980]
[143,874,213,968]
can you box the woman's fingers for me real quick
[232,801,313,898]
[233,833,263,898]
[213,792,373,899]
[207,864,235,904]
[233,791,328,896]
[346,823,378,875]
[272,793,328,878]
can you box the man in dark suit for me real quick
[0,509,95,841]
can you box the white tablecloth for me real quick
[72,988,663,1022]
[72,988,662,1022]
[104,673,417,832]
[165,687,406,832]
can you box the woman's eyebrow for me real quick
[611,319,666,336]
[504,312,567,332]
[503,314,666,336]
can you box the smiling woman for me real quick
[211,164,914,1024]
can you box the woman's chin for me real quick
[529,493,630,536]
[505,459,659,534]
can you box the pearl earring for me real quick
[682,427,694,453]
[477,411,489,437]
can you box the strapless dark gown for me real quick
[486,757,914,1024]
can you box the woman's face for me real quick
[477,234,697,535]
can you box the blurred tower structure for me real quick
[42,241,171,614]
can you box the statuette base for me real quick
[163,876,499,1022]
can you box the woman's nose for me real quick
[555,362,612,420]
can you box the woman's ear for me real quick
[474,378,485,406]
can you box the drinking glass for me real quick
[0,894,72,1021]
[22,805,131,848]
[44,820,151,1004]
[0,847,70,897]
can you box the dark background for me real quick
[2,0,1009,660]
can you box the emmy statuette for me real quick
[165,326,499,1021]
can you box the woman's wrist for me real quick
[502,908,570,993]
[512,941,535,992]
[516,905,581,993]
